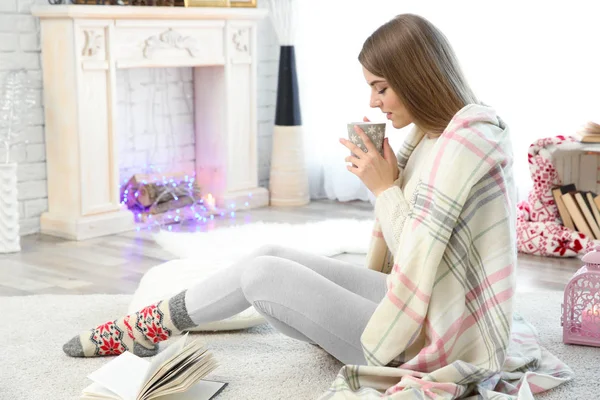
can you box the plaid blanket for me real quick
[319,105,573,399]
[516,135,600,257]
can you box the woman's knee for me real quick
[240,256,285,301]
[248,244,289,259]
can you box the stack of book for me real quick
[573,121,600,143]
[553,184,600,239]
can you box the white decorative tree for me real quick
[0,69,37,252]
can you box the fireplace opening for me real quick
[116,67,250,232]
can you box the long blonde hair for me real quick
[359,14,478,135]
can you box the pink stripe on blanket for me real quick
[386,375,459,397]
[409,313,465,371]
[445,129,498,169]
[465,125,508,195]
[513,332,535,339]
[528,381,549,394]
[386,290,425,324]
[372,230,383,238]
[458,287,514,336]
[431,314,466,360]
[446,119,508,197]
[393,270,431,303]
[516,376,548,394]
[466,264,514,302]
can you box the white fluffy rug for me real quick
[130,219,374,330]
[3,294,340,400]
[153,218,373,261]
[3,291,595,400]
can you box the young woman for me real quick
[64,13,527,399]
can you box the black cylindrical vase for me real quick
[275,46,302,126]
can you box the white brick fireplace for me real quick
[31,5,270,240]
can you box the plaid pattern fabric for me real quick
[319,105,573,399]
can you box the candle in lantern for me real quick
[581,304,600,336]
[563,246,600,347]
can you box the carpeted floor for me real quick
[2,290,598,399]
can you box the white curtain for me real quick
[294,0,600,203]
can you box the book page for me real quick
[138,336,206,398]
[142,345,209,396]
[141,351,198,397]
[145,363,219,400]
[87,351,150,400]
[175,361,219,394]
[145,354,216,399]
[142,334,190,385]
[81,382,122,399]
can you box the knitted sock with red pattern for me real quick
[63,290,196,357]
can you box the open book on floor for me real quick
[81,334,227,400]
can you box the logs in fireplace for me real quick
[121,172,204,224]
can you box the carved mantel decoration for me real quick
[82,29,103,57]
[32,5,268,240]
[232,28,248,52]
[143,29,200,58]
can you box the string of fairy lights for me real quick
[119,167,255,232]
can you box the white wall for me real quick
[0,0,279,235]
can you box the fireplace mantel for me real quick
[31,4,267,20]
[31,5,269,240]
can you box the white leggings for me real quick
[184,244,388,365]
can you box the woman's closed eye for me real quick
[377,88,387,95]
